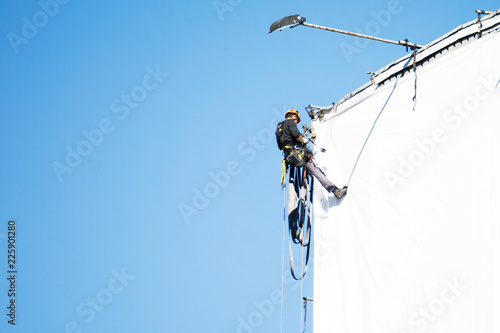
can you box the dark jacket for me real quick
[279,119,302,148]
[277,119,312,167]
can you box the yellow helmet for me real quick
[285,109,301,124]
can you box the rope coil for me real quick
[287,165,313,280]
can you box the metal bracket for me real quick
[305,104,334,121]
[367,72,376,85]
[476,9,494,36]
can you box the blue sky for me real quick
[1,1,498,332]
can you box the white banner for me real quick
[312,28,500,333]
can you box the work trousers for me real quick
[305,159,338,192]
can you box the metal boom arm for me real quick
[301,22,423,49]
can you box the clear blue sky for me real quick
[0,1,497,332]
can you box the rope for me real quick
[300,173,314,333]
[281,158,288,188]
[280,172,287,333]
[280,155,315,332]
[347,78,400,186]
[412,49,418,111]
[302,298,310,333]
[288,167,313,281]
[300,227,304,333]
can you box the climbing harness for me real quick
[285,146,307,168]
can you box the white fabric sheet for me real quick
[312,30,500,333]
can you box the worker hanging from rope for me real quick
[276,109,347,199]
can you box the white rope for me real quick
[300,227,305,333]
[280,181,287,333]
[347,79,399,186]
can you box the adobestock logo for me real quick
[231,291,281,333]
[225,273,311,333]
[398,278,467,333]
[51,64,169,183]
[51,268,135,333]
[178,108,285,224]
[385,74,499,192]
[7,0,71,54]
[339,0,405,63]
[213,0,243,21]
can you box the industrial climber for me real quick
[276,109,347,199]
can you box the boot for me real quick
[333,186,348,199]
